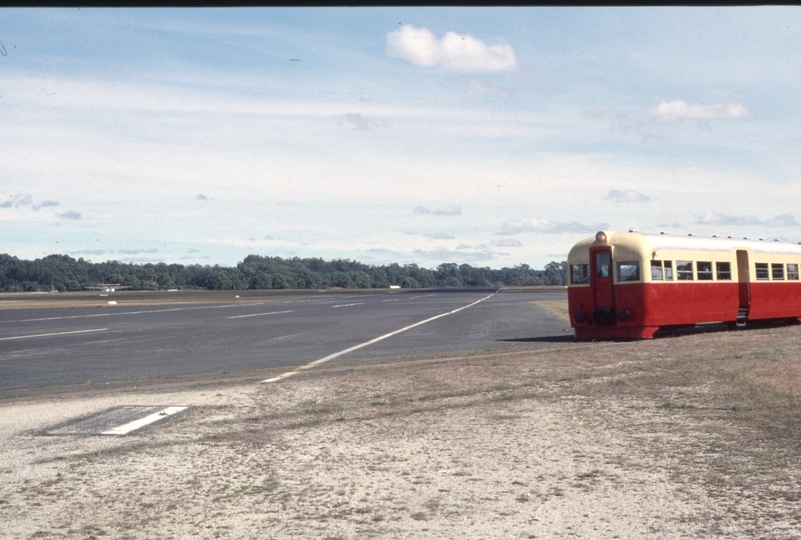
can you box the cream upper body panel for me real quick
[568,231,801,284]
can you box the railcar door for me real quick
[736,250,750,319]
[590,247,616,325]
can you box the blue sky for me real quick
[2,7,801,269]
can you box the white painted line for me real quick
[262,371,299,383]
[101,406,188,435]
[3,303,268,324]
[332,303,362,308]
[0,328,108,341]
[227,310,293,319]
[262,293,495,383]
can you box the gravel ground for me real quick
[2,318,801,539]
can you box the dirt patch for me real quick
[2,324,801,538]
[531,299,571,321]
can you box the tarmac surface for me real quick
[0,288,569,395]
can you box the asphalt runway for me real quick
[0,288,570,394]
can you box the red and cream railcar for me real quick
[567,231,801,339]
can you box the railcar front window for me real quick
[617,261,640,282]
[772,263,785,280]
[651,260,663,280]
[716,262,732,280]
[677,261,693,281]
[789,264,800,280]
[697,261,713,280]
[755,263,769,280]
[664,261,674,280]
[571,264,590,284]
[596,253,610,278]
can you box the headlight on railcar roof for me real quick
[595,231,607,243]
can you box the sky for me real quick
[2,7,801,270]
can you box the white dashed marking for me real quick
[227,310,293,319]
[0,328,108,341]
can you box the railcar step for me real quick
[736,306,749,326]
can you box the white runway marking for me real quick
[1,303,267,324]
[0,293,379,325]
[332,303,362,308]
[0,328,108,341]
[227,310,293,319]
[101,406,188,436]
[262,292,496,383]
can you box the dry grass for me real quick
[531,299,571,321]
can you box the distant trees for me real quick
[0,252,568,292]
[543,261,568,286]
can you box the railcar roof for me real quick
[643,233,801,255]
[570,231,801,256]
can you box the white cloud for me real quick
[33,200,59,211]
[386,25,517,73]
[604,189,650,203]
[496,219,607,235]
[414,205,462,216]
[696,212,800,228]
[117,248,159,254]
[694,211,760,226]
[0,194,60,212]
[765,214,800,227]
[433,206,462,216]
[56,210,82,220]
[404,231,456,240]
[412,246,502,263]
[491,238,522,247]
[652,100,750,121]
[0,194,33,208]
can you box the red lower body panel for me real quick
[568,282,801,340]
[749,282,801,320]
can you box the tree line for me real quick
[0,253,567,292]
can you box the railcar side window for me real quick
[596,253,610,278]
[676,261,693,281]
[772,263,785,280]
[697,261,713,280]
[755,263,769,280]
[788,264,800,280]
[571,264,590,284]
[651,260,663,280]
[664,261,674,280]
[716,262,732,280]
[616,261,640,282]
